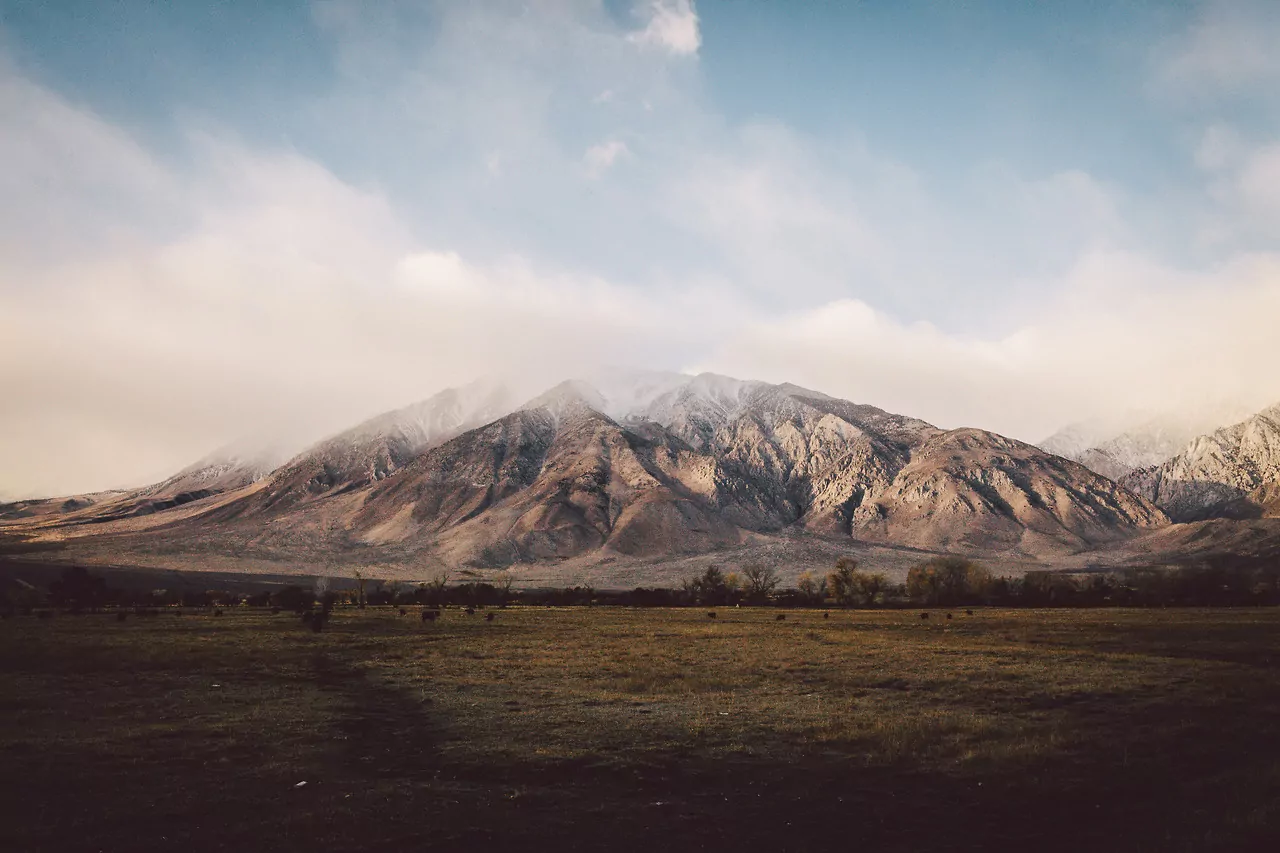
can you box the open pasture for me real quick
[3,605,1279,851]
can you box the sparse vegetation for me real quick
[2,605,1279,851]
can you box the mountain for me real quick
[1039,405,1251,482]
[2,372,1171,577]
[236,379,516,514]
[1122,403,1280,521]
[0,440,289,526]
[330,375,1167,566]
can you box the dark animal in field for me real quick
[116,611,128,622]
[965,609,974,616]
[399,608,408,616]
[421,609,439,623]
[214,609,224,617]
[465,607,476,615]
[173,610,183,617]
[775,613,787,621]
[823,612,830,619]
[301,611,314,625]
[946,613,953,620]
[270,607,281,615]
[707,612,717,619]
[920,613,929,620]
[485,612,495,622]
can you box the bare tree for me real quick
[742,565,781,601]
[796,571,828,605]
[425,571,451,607]
[353,569,367,609]
[497,572,515,607]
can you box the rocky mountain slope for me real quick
[1123,403,1280,521]
[1039,406,1249,482]
[0,441,288,526]
[311,376,1167,566]
[3,373,1172,574]
[233,380,515,515]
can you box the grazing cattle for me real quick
[823,612,830,620]
[399,608,408,616]
[116,611,128,622]
[707,612,717,619]
[465,607,476,615]
[946,613,953,620]
[965,609,974,616]
[775,613,787,621]
[270,606,281,615]
[920,612,929,620]
[214,609,224,617]
[421,609,439,623]
[174,610,183,617]
[485,612,496,622]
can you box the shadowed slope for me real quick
[853,429,1168,554]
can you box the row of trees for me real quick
[680,558,975,608]
[681,556,1280,609]
[8,558,1280,616]
[681,565,783,605]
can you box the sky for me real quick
[3,0,1280,499]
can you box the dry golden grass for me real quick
[2,606,1279,851]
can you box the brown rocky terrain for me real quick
[1,374,1182,582]
[1123,403,1280,521]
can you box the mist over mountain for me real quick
[1123,402,1280,522]
[1039,403,1252,482]
[3,371,1180,583]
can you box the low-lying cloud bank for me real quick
[5,1,1280,498]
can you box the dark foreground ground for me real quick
[2,606,1279,852]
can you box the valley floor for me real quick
[2,606,1279,851]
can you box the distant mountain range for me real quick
[5,373,1280,583]
[1121,404,1280,522]
[1038,404,1252,483]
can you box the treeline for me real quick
[5,557,1280,616]
[672,557,1280,609]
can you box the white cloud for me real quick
[1195,124,1244,171]
[628,0,701,56]
[583,139,631,178]
[1193,130,1280,242]
[1235,144,1280,219]
[1156,0,1280,96]
[9,1,1280,501]
[699,250,1280,442]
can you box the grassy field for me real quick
[3,606,1280,852]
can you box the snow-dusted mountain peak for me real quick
[1039,401,1255,481]
[348,377,513,447]
[520,379,610,424]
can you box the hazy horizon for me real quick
[6,0,1280,499]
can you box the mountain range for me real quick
[4,372,1279,584]
[1121,404,1280,522]
[1037,404,1252,483]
